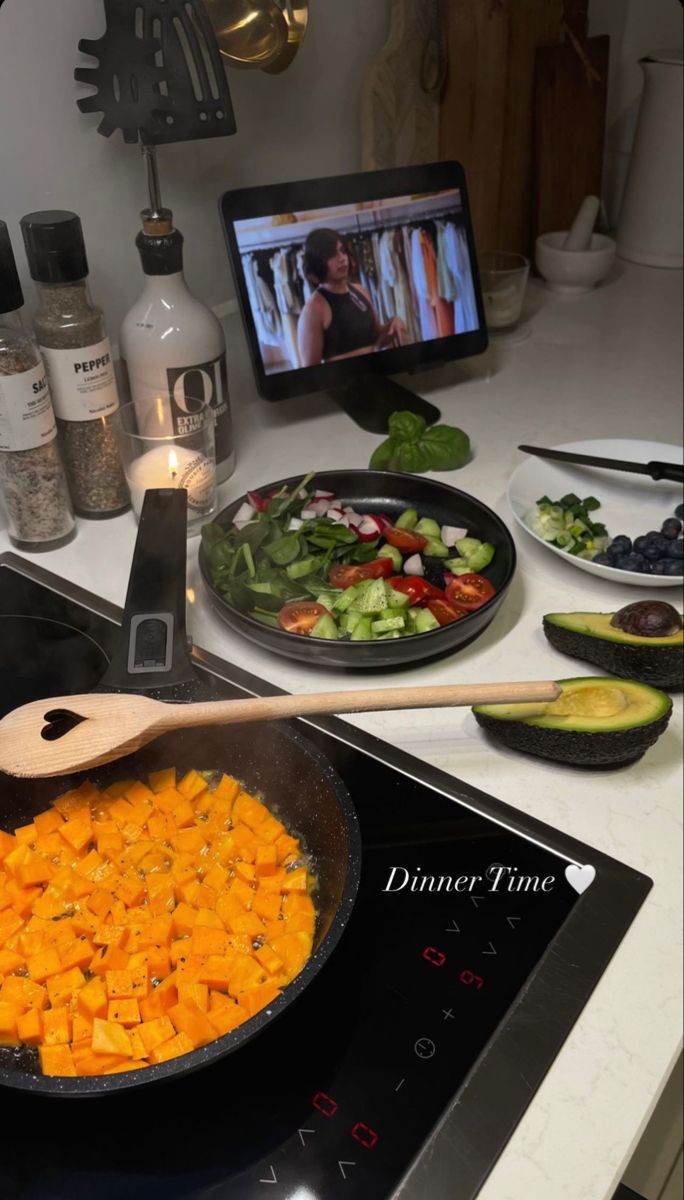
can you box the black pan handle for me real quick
[648,461,684,484]
[96,489,201,697]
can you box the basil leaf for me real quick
[396,440,433,473]
[419,425,471,470]
[388,411,426,442]
[370,437,399,470]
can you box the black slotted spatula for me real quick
[75,0,236,144]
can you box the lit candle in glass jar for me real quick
[126,444,215,518]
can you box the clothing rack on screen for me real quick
[240,209,479,372]
[240,208,466,256]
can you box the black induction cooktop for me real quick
[0,554,652,1200]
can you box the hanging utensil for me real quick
[262,0,309,75]
[0,681,561,780]
[205,0,288,69]
[75,0,236,144]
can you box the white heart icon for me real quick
[565,864,596,895]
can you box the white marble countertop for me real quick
[1,263,682,1199]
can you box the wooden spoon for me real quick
[0,681,560,781]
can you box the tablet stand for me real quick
[328,376,441,434]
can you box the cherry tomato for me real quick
[328,558,394,588]
[383,527,428,553]
[426,598,468,626]
[445,573,496,610]
[389,576,445,606]
[278,601,330,635]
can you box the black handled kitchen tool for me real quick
[75,0,237,144]
[519,445,684,485]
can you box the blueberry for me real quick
[652,560,670,575]
[609,535,632,555]
[662,559,683,576]
[662,518,682,539]
[615,553,645,572]
[634,535,650,554]
[675,504,683,520]
[667,538,684,559]
[643,541,665,560]
[593,553,612,566]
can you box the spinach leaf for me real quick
[264,532,302,566]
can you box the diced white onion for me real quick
[441,525,468,548]
[287,517,304,531]
[233,501,256,528]
[404,554,424,576]
[314,490,335,499]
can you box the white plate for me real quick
[507,439,683,587]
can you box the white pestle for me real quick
[562,196,601,251]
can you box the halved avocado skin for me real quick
[543,612,683,692]
[473,677,673,768]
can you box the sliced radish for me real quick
[404,553,424,576]
[441,525,468,548]
[326,507,345,521]
[374,514,393,532]
[310,498,332,516]
[345,512,364,528]
[300,506,318,520]
[246,490,268,512]
[357,515,384,542]
[314,489,335,499]
[287,517,304,531]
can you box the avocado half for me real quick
[473,677,673,768]
[544,611,683,692]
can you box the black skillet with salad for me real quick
[199,471,516,667]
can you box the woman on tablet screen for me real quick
[298,229,408,366]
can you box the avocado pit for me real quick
[611,601,683,639]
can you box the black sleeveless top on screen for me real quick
[319,285,376,360]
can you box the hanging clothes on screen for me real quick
[242,255,281,347]
[270,249,303,369]
[410,227,455,339]
[436,221,479,334]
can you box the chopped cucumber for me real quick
[340,610,364,634]
[455,537,482,559]
[378,543,403,571]
[385,588,410,610]
[286,556,322,580]
[350,616,374,640]
[353,578,390,613]
[371,616,405,633]
[395,508,418,530]
[414,517,442,539]
[311,614,339,640]
[465,542,495,571]
[413,608,440,633]
[315,593,341,612]
[423,537,449,558]
[333,586,359,613]
[374,630,403,639]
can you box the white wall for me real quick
[0,0,390,335]
[589,0,683,226]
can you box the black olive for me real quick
[611,601,683,637]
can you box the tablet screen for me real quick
[232,187,481,377]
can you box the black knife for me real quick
[518,445,684,484]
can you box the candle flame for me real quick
[186,588,196,605]
[168,449,179,480]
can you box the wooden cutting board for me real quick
[532,5,609,243]
[438,0,563,257]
